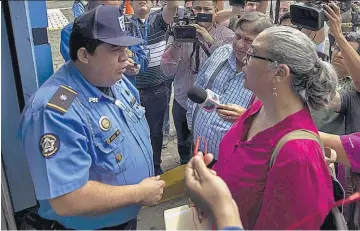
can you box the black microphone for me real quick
[187,86,221,112]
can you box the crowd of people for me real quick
[17,0,359,230]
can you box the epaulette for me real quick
[46,85,77,114]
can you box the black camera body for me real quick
[171,11,213,43]
[291,1,351,31]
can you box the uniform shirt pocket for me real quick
[132,105,150,137]
[94,128,127,174]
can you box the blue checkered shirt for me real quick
[186,44,253,159]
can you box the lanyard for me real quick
[136,17,149,46]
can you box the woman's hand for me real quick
[185,154,243,229]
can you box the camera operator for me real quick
[187,12,273,159]
[324,3,360,135]
[160,0,234,165]
[311,31,358,135]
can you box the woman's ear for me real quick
[273,64,291,84]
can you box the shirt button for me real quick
[115,153,122,163]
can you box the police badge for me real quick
[118,16,126,32]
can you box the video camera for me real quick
[291,1,351,31]
[169,10,213,42]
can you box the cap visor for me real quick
[100,36,143,47]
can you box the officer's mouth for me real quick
[117,67,127,74]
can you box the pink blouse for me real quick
[213,101,334,230]
[338,133,360,223]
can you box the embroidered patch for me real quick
[39,133,60,158]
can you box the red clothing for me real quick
[213,101,334,230]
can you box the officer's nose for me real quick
[119,51,128,63]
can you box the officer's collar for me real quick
[67,61,107,101]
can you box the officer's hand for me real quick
[324,3,343,39]
[216,104,245,123]
[138,176,165,206]
[124,58,140,76]
[190,24,215,45]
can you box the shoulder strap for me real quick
[270,129,324,168]
[204,60,227,90]
[191,60,228,132]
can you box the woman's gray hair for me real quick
[260,26,338,110]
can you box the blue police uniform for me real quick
[17,61,154,230]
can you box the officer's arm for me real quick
[50,181,143,216]
[162,0,178,24]
[19,101,151,217]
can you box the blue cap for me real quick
[73,5,143,46]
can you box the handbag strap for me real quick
[270,129,324,169]
[191,60,227,132]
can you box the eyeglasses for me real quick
[245,52,278,65]
[244,51,301,76]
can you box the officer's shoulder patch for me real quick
[46,85,77,114]
[39,133,60,158]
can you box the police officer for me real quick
[17,5,165,230]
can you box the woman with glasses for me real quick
[211,26,338,230]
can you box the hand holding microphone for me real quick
[187,86,245,122]
[187,86,221,112]
[217,104,246,123]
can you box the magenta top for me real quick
[338,132,360,222]
[341,133,360,173]
[213,101,334,230]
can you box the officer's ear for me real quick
[77,47,89,64]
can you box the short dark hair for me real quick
[69,26,104,61]
[279,12,291,25]
[235,11,274,35]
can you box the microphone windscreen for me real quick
[187,86,207,104]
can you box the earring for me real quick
[273,86,278,97]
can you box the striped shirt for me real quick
[161,24,234,109]
[126,10,168,88]
[187,44,253,159]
